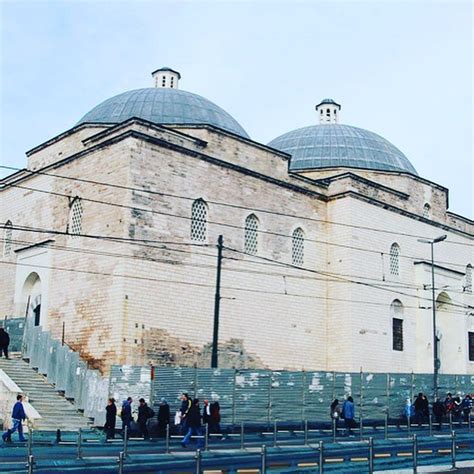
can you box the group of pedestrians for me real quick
[330,396,356,436]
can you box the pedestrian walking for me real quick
[330,399,342,422]
[462,394,472,422]
[121,397,133,437]
[181,398,204,448]
[202,399,211,426]
[0,327,10,359]
[209,401,221,434]
[137,398,154,440]
[2,394,27,442]
[157,398,170,437]
[432,398,445,431]
[413,393,425,425]
[342,396,355,436]
[104,398,117,439]
[179,393,192,434]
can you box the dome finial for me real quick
[151,67,181,89]
[315,98,341,124]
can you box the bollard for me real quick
[165,424,170,453]
[195,448,202,474]
[368,436,374,474]
[428,413,432,437]
[407,415,411,435]
[27,427,33,459]
[449,412,453,432]
[332,417,336,443]
[273,420,277,447]
[413,434,418,474]
[384,414,388,440]
[304,419,308,446]
[261,445,267,474]
[117,451,125,474]
[205,423,209,451]
[359,416,363,441]
[26,454,35,474]
[451,431,456,469]
[76,428,82,460]
[123,426,129,458]
[240,422,245,450]
[56,429,61,443]
[319,440,324,474]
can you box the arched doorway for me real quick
[22,272,42,327]
[436,291,458,372]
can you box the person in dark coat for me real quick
[104,398,117,439]
[157,398,170,437]
[137,398,152,440]
[0,327,10,359]
[179,393,192,434]
[2,394,27,442]
[182,398,204,448]
[121,397,133,437]
[433,398,445,431]
[413,393,425,425]
[202,399,211,426]
[209,401,221,434]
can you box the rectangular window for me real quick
[469,332,474,361]
[392,318,403,351]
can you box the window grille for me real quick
[392,318,404,351]
[3,221,13,257]
[469,332,474,361]
[466,264,472,293]
[292,227,304,266]
[244,214,259,255]
[423,203,430,219]
[69,198,83,238]
[190,199,208,242]
[389,243,400,276]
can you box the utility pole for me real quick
[418,234,447,399]
[211,235,224,368]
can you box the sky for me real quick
[1,0,472,218]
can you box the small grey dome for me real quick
[268,124,417,175]
[77,88,249,138]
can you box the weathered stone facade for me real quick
[1,115,473,376]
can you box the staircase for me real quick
[0,357,92,431]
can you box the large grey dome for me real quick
[77,88,249,139]
[268,124,417,175]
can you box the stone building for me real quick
[1,67,473,375]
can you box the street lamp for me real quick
[417,234,447,399]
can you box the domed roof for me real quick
[268,124,417,175]
[77,88,249,138]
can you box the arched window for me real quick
[190,199,208,242]
[390,299,404,351]
[423,203,431,219]
[466,264,472,293]
[244,214,259,255]
[389,243,400,276]
[69,198,83,238]
[292,227,305,266]
[3,220,13,257]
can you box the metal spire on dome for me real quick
[315,98,341,124]
[151,67,181,89]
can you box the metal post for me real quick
[429,413,432,437]
[449,412,453,432]
[195,448,202,474]
[319,440,324,474]
[332,417,336,443]
[165,424,170,453]
[205,423,209,451]
[211,235,224,368]
[386,373,390,422]
[368,436,374,474]
[304,419,308,446]
[261,445,267,474]
[27,427,33,458]
[232,369,237,424]
[301,370,306,422]
[273,419,277,447]
[384,414,388,440]
[240,422,245,450]
[27,455,34,474]
[451,431,456,469]
[267,374,273,427]
[359,414,363,441]
[469,414,472,433]
[408,413,411,435]
[117,451,125,474]
[430,242,438,398]
[61,321,65,346]
[123,426,129,457]
[413,434,418,473]
[76,428,82,460]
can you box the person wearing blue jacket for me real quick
[121,397,133,438]
[2,394,27,442]
[342,396,355,436]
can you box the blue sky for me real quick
[1,1,472,218]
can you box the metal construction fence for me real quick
[148,367,474,424]
[8,317,474,427]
